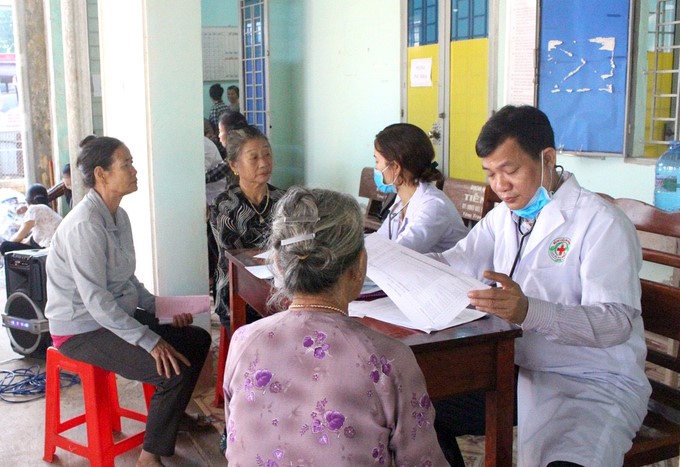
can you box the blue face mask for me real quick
[373,167,397,194]
[511,186,551,219]
[511,150,552,220]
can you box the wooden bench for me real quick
[441,177,500,227]
[605,197,680,466]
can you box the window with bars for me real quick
[408,0,438,47]
[241,0,268,134]
[645,0,680,155]
[452,0,488,41]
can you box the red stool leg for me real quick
[106,372,123,432]
[214,325,229,407]
[82,365,116,467]
[143,383,155,410]
[43,348,60,462]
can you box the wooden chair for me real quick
[606,198,680,466]
[47,181,67,212]
[358,167,393,232]
[47,181,66,203]
[441,177,500,227]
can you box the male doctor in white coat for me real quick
[433,105,650,467]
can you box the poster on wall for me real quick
[202,27,240,81]
[410,58,433,87]
[505,0,537,105]
[538,0,630,153]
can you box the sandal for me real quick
[178,412,213,432]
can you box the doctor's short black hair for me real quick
[475,105,555,161]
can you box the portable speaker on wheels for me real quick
[1,249,51,358]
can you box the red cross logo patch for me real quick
[548,237,571,263]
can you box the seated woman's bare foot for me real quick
[136,449,165,467]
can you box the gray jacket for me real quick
[45,189,159,352]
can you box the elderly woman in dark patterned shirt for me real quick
[210,125,285,328]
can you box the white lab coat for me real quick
[377,181,468,253]
[439,173,651,467]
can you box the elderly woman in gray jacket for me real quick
[44,136,211,467]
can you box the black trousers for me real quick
[435,367,519,467]
[58,311,211,457]
[434,392,491,466]
[207,221,218,300]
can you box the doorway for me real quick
[404,0,492,182]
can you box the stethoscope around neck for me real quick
[508,163,564,279]
[509,219,534,278]
[387,199,410,240]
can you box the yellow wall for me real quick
[449,38,488,182]
[406,44,439,137]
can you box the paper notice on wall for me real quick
[505,0,536,105]
[410,58,432,87]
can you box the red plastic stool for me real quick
[43,347,156,467]
[214,325,230,407]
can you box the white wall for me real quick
[295,0,402,195]
[559,155,655,203]
[98,0,207,296]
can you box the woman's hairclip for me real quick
[430,161,439,169]
[283,216,319,223]
[280,232,315,246]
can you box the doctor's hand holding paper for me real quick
[467,271,528,325]
[431,105,650,467]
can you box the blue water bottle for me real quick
[654,140,680,212]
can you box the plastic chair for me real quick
[43,346,155,467]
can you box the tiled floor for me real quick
[0,275,226,466]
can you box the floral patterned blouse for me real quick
[223,309,448,466]
[209,182,285,324]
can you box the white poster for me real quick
[505,0,537,105]
[410,57,432,87]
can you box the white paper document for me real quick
[245,264,274,280]
[349,297,485,332]
[352,234,488,332]
[156,295,211,324]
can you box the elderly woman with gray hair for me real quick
[209,125,285,328]
[222,186,448,465]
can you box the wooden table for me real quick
[215,249,522,466]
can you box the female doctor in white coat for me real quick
[373,123,468,253]
[432,105,650,467]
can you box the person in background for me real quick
[0,183,62,255]
[223,186,448,465]
[226,85,239,113]
[204,129,228,207]
[374,123,468,253]
[61,163,72,208]
[205,111,249,184]
[432,105,650,466]
[218,111,248,148]
[210,125,285,329]
[45,135,212,467]
[203,120,229,299]
[208,83,230,132]
[204,118,226,161]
